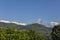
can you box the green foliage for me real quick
[0,27,46,40]
[0,23,52,40]
[51,25,60,40]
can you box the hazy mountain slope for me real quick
[0,22,25,29]
[0,22,52,40]
[0,22,52,33]
[25,23,52,40]
[25,23,52,37]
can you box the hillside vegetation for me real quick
[0,27,46,40]
[0,22,52,40]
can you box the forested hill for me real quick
[0,22,52,40]
[0,22,52,34]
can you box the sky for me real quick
[0,0,60,23]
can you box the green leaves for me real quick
[51,25,60,40]
[0,27,46,40]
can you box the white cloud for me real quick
[11,22,27,25]
[36,18,42,24]
[0,20,11,23]
[50,22,59,26]
[0,20,27,25]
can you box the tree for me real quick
[51,25,60,40]
[0,27,46,40]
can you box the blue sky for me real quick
[0,0,60,23]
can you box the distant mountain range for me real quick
[0,21,52,33]
[0,20,54,34]
[0,21,52,40]
[0,20,59,40]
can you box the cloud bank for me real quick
[50,22,59,26]
[0,20,27,25]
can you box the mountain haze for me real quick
[0,21,52,40]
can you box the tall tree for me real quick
[51,25,60,40]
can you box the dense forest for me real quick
[0,27,46,40]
